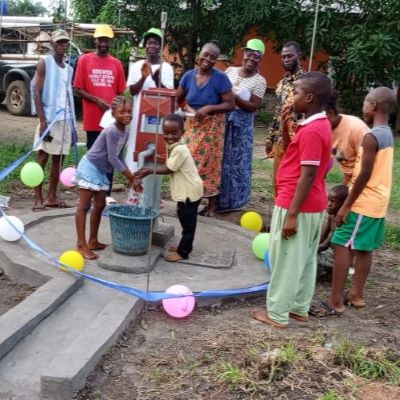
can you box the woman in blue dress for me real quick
[218,39,267,211]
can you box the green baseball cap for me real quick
[245,38,265,55]
[143,27,163,40]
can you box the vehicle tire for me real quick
[5,80,31,116]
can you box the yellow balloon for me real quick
[59,250,85,272]
[240,211,263,232]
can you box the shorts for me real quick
[33,120,72,155]
[332,211,385,251]
[73,155,110,192]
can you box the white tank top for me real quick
[55,64,71,120]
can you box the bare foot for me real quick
[289,312,309,322]
[76,245,99,260]
[164,251,184,262]
[168,245,178,252]
[250,308,288,329]
[88,241,108,251]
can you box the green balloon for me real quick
[20,162,44,188]
[252,233,270,260]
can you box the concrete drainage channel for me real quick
[0,207,267,399]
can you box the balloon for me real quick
[60,167,76,188]
[252,232,270,260]
[59,250,85,272]
[264,250,271,273]
[240,211,263,232]
[162,284,195,318]
[20,162,44,188]
[0,216,24,241]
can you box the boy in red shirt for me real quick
[251,72,332,329]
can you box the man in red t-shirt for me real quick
[74,24,126,200]
[251,72,332,329]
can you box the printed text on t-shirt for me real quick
[89,69,115,87]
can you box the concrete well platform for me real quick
[0,201,269,400]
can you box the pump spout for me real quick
[137,143,156,169]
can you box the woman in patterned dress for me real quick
[176,42,234,217]
[217,39,267,211]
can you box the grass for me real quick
[334,340,400,384]
[319,390,340,400]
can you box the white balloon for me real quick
[0,216,24,241]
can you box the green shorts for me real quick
[332,211,385,251]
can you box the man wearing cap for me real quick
[31,29,75,211]
[125,27,174,171]
[218,38,267,212]
[73,24,126,203]
[265,41,304,196]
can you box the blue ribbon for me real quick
[0,209,268,301]
[0,114,268,301]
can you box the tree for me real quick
[74,0,273,71]
[8,0,46,16]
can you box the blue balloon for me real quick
[264,250,271,273]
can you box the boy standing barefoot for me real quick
[252,72,332,329]
[312,87,395,316]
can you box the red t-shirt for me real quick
[276,114,332,212]
[74,52,126,132]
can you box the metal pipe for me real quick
[137,144,155,170]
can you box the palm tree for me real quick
[8,0,47,16]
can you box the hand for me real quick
[152,68,160,86]
[134,167,152,179]
[96,98,110,111]
[195,106,210,119]
[132,180,143,193]
[282,213,297,239]
[265,141,274,156]
[141,62,152,78]
[39,120,48,135]
[336,204,351,227]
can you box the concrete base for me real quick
[0,203,269,400]
[97,246,163,274]
[152,221,175,247]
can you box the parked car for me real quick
[0,58,36,115]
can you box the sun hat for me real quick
[143,27,163,40]
[93,24,114,39]
[52,29,70,43]
[244,38,265,55]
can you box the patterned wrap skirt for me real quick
[218,109,254,211]
[184,113,225,197]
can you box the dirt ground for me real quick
[1,108,400,399]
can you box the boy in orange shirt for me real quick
[311,87,395,316]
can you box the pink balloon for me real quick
[60,167,77,188]
[162,284,195,318]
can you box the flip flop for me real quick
[343,289,366,309]
[164,251,184,262]
[32,205,47,212]
[309,300,344,318]
[45,201,73,208]
[289,312,309,322]
[250,309,288,329]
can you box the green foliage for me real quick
[319,391,339,400]
[385,225,400,251]
[256,111,274,126]
[8,0,46,16]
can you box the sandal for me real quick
[45,200,73,208]
[309,300,344,318]
[289,312,309,322]
[343,289,366,309]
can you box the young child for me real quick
[317,185,349,275]
[135,113,204,262]
[251,71,332,329]
[312,87,395,316]
[74,96,135,260]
